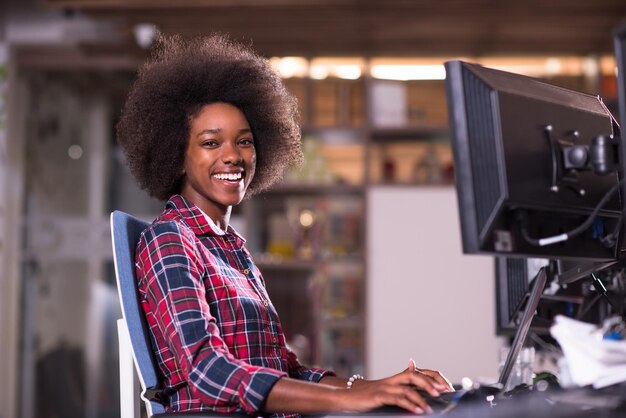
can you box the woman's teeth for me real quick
[213,173,242,181]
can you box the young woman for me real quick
[116,34,452,417]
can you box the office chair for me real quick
[111,210,164,418]
[111,210,238,418]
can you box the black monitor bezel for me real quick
[445,59,622,261]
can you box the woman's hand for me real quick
[408,358,455,393]
[337,359,453,415]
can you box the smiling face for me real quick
[181,102,256,223]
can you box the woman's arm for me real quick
[264,359,453,415]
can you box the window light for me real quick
[269,57,309,78]
[370,64,446,81]
[309,58,365,80]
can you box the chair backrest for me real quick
[111,210,167,415]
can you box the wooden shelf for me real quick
[301,126,366,145]
[369,182,454,188]
[320,317,364,331]
[370,125,449,142]
[256,259,317,272]
[256,255,363,271]
[260,183,365,196]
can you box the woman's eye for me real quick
[240,138,254,146]
[202,140,218,147]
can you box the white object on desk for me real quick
[551,314,626,389]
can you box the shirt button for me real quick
[272,337,277,344]
[243,268,250,275]
[263,300,269,307]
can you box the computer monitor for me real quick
[495,257,548,335]
[494,257,605,336]
[445,29,626,389]
[445,60,624,262]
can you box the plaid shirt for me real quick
[136,195,333,415]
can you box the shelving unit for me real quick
[246,180,365,371]
[243,66,453,375]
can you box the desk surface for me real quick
[324,384,626,418]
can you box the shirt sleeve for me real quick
[137,221,286,414]
[285,344,336,382]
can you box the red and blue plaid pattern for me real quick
[136,195,333,415]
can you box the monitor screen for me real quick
[494,257,601,336]
[445,60,623,261]
[495,257,546,335]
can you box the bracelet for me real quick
[346,374,364,389]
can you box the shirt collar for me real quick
[196,206,226,236]
[165,195,246,242]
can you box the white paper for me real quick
[550,315,626,388]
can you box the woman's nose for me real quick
[221,142,243,164]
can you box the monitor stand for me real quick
[497,265,549,389]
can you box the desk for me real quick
[325,384,626,418]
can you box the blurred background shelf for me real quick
[370,126,449,142]
[241,69,458,374]
[259,184,365,196]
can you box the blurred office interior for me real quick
[1,1,626,417]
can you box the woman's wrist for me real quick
[346,374,364,389]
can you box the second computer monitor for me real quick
[445,60,623,261]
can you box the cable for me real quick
[574,269,626,320]
[591,273,625,318]
[520,179,622,247]
[600,215,623,248]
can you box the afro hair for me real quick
[116,33,303,201]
